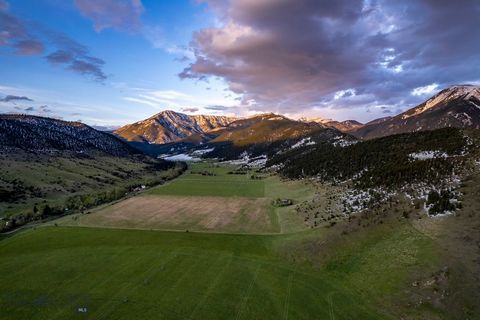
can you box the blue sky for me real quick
[1,0,479,126]
[0,0,241,126]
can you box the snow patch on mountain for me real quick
[291,137,316,149]
[409,151,448,161]
[332,136,357,147]
[160,153,201,162]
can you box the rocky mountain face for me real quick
[114,110,235,144]
[310,118,363,132]
[201,113,356,161]
[352,85,480,139]
[210,113,320,145]
[0,114,140,157]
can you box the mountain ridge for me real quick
[0,114,140,157]
[114,110,236,144]
[352,85,480,139]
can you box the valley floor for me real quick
[1,162,479,319]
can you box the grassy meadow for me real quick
[0,222,440,320]
[58,163,314,234]
[147,163,265,198]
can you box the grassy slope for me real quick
[0,153,175,218]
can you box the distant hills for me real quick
[351,85,480,139]
[0,114,140,157]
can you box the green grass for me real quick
[147,163,265,198]
[0,218,445,320]
[61,164,314,234]
[0,226,387,320]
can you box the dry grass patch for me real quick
[64,195,279,233]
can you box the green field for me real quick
[0,224,437,320]
[2,160,477,319]
[58,163,314,234]
[147,163,265,198]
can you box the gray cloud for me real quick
[14,39,44,55]
[24,106,34,111]
[0,95,33,102]
[205,105,229,111]
[74,0,144,32]
[181,0,480,117]
[181,107,199,113]
[39,105,52,113]
[0,1,108,81]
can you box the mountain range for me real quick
[113,85,480,148]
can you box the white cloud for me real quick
[411,83,439,96]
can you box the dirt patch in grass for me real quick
[65,195,278,233]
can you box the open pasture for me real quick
[147,163,265,198]
[59,162,315,233]
[0,226,386,320]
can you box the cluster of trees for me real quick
[0,180,43,203]
[269,128,468,189]
[427,189,461,215]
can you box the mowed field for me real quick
[0,226,395,320]
[147,163,265,198]
[60,163,313,233]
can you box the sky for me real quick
[1,0,480,126]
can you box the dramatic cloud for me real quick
[181,0,480,117]
[0,95,33,102]
[74,0,144,32]
[0,1,107,81]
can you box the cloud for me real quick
[24,106,34,111]
[44,32,108,81]
[181,0,480,117]
[0,1,108,81]
[181,107,199,113]
[205,105,228,111]
[411,83,439,96]
[74,0,144,32]
[39,105,52,113]
[0,95,33,102]
[14,39,44,55]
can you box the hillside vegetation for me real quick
[269,128,470,189]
